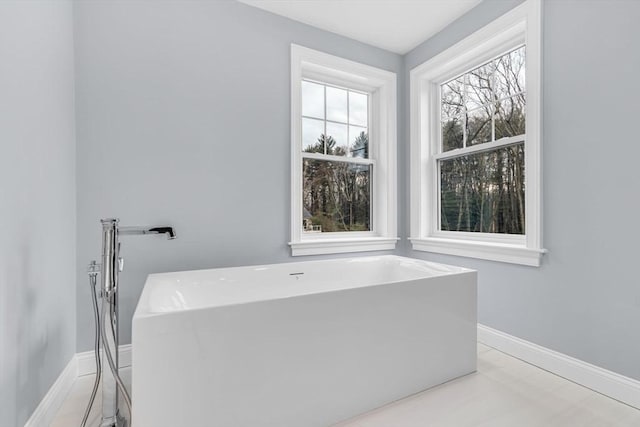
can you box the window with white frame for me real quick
[301,80,372,232]
[290,45,397,256]
[439,46,526,234]
[410,0,545,266]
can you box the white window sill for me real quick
[410,237,546,267]
[290,237,398,256]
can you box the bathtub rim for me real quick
[133,255,476,318]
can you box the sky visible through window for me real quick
[301,80,368,157]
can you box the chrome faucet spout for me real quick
[150,226,177,239]
[118,225,177,239]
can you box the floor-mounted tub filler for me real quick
[132,255,477,427]
[82,218,176,427]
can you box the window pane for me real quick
[466,61,494,111]
[439,143,525,234]
[495,94,526,139]
[303,159,371,232]
[303,82,373,158]
[326,122,348,155]
[442,116,464,151]
[441,77,464,120]
[302,81,324,119]
[302,117,325,152]
[495,46,526,99]
[349,91,368,126]
[326,86,348,123]
[466,106,492,146]
[511,47,526,90]
[349,126,368,158]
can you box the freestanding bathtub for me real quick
[132,255,477,427]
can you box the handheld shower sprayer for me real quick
[82,218,176,427]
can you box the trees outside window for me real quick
[300,80,372,234]
[303,133,371,232]
[439,46,526,235]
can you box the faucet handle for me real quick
[87,260,101,275]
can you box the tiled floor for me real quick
[51,368,132,427]
[52,343,640,427]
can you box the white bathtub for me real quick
[132,255,477,427]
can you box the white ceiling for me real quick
[237,0,482,54]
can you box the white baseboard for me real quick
[478,324,640,409]
[23,356,78,427]
[77,344,132,376]
[23,345,132,427]
[26,327,640,427]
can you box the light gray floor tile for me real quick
[51,349,640,427]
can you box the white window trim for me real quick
[409,0,546,267]
[290,44,397,256]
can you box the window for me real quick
[440,46,526,234]
[290,45,397,256]
[410,0,545,266]
[302,81,372,232]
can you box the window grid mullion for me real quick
[347,90,350,155]
[302,151,375,166]
[302,115,365,128]
[323,85,327,155]
[434,135,524,161]
[462,74,468,149]
[491,60,496,142]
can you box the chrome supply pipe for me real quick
[100,219,121,427]
[101,219,120,298]
[80,262,102,427]
[82,218,176,427]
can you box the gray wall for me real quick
[405,0,640,381]
[0,1,77,426]
[74,0,403,351]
